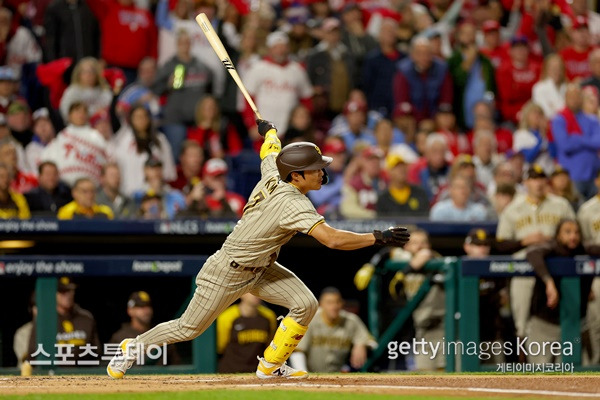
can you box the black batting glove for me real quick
[256,119,277,137]
[373,226,410,247]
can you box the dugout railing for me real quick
[364,256,600,372]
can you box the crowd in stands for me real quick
[0,0,598,221]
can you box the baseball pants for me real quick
[136,249,318,347]
[509,277,536,338]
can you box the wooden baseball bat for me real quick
[195,13,262,120]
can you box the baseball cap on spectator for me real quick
[551,165,569,177]
[32,108,50,122]
[454,153,475,167]
[362,146,384,159]
[385,153,406,170]
[142,189,162,201]
[58,276,77,292]
[286,4,309,25]
[90,109,109,127]
[573,15,588,30]
[203,158,228,177]
[7,101,29,115]
[510,35,528,47]
[343,99,367,115]
[321,17,341,32]
[393,102,413,118]
[0,66,16,81]
[465,228,492,246]
[266,31,289,48]
[128,291,152,308]
[482,20,500,33]
[525,164,547,179]
[323,138,346,154]
[437,103,453,114]
[145,158,163,168]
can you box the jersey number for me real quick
[243,191,266,214]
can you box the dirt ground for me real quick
[1,374,600,398]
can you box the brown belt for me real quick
[229,253,276,274]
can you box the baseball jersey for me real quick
[497,194,575,256]
[41,125,108,187]
[296,309,373,373]
[578,195,600,243]
[221,154,324,268]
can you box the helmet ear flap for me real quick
[321,169,329,185]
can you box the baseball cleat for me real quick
[107,339,138,379]
[256,356,308,379]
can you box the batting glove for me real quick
[373,226,410,247]
[354,264,375,291]
[256,119,277,137]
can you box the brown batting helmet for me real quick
[276,142,333,184]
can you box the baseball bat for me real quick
[195,13,262,120]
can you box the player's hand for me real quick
[256,119,277,137]
[354,263,375,291]
[373,226,410,247]
[350,344,367,369]
[546,279,559,309]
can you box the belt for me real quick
[229,253,277,274]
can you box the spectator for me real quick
[548,166,582,212]
[581,49,600,94]
[284,104,322,147]
[25,108,56,173]
[293,287,374,373]
[96,162,136,219]
[7,100,33,148]
[525,219,600,363]
[170,140,203,191]
[58,57,113,124]
[430,175,488,221]
[23,161,71,216]
[133,158,186,219]
[434,104,470,156]
[187,95,225,159]
[551,84,600,199]
[433,154,491,211]
[472,130,500,188]
[408,133,449,201]
[57,177,113,219]
[493,183,517,218]
[0,162,29,218]
[27,277,101,365]
[285,4,314,61]
[340,146,384,219]
[392,36,453,123]
[308,137,346,218]
[486,161,521,202]
[178,158,245,218]
[582,85,600,118]
[479,20,508,69]
[152,30,213,160]
[0,66,21,115]
[496,165,575,340]
[245,31,313,136]
[447,20,496,130]
[559,16,593,82]
[87,0,157,84]
[0,141,37,194]
[388,229,444,371]
[468,100,513,154]
[216,294,276,373]
[376,153,429,217]
[340,3,377,72]
[513,101,554,175]
[532,54,566,119]
[362,18,404,118]
[117,57,161,118]
[41,102,107,187]
[0,7,42,73]
[111,104,176,196]
[373,119,408,158]
[337,99,376,154]
[495,35,540,125]
[307,17,356,116]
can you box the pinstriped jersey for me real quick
[221,154,324,267]
[496,194,575,256]
[578,195,600,243]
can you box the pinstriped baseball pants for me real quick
[136,249,319,346]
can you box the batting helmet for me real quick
[276,142,333,184]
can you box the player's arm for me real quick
[257,120,281,160]
[309,222,409,251]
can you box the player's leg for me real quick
[250,262,318,379]
[509,277,536,338]
[108,251,255,378]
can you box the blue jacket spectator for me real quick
[430,175,488,221]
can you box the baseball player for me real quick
[496,165,575,339]
[577,171,600,364]
[107,120,410,379]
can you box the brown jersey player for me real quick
[107,120,410,379]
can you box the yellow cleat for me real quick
[256,357,308,379]
[106,339,137,379]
